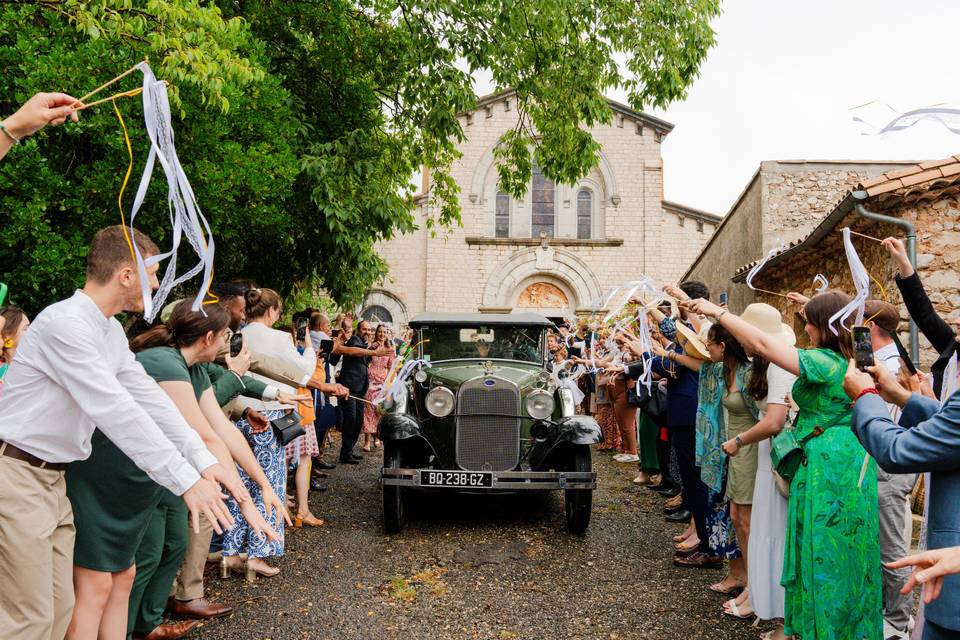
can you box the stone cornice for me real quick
[464,236,624,247]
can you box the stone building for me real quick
[363,89,721,326]
[683,160,917,312]
[730,156,960,368]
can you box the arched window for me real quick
[495,191,510,238]
[531,162,555,238]
[577,189,592,239]
[361,305,393,324]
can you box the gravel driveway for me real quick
[193,447,773,640]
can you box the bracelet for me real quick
[0,122,20,144]
[717,310,728,323]
[850,387,879,406]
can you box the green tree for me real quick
[1,0,719,313]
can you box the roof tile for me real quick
[860,175,890,188]
[919,158,957,170]
[865,179,905,196]
[940,163,960,178]
[884,166,924,180]
[900,168,945,187]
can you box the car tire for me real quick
[564,444,592,535]
[383,445,406,534]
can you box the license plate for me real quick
[419,470,493,488]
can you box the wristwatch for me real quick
[734,435,743,448]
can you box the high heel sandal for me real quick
[220,556,280,583]
[294,513,325,528]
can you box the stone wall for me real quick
[749,193,960,369]
[373,93,720,321]
[683,160,916,315]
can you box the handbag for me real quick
[629,381,668,420]
[270,410,306,446]
[770,405,849,483]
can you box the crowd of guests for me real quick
[547,244,960,640]
[4,93,960,640]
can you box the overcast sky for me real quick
[474,0,960,216]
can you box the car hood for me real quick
[423,359,544,389]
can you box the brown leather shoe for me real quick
[170,597,234,620]
[133,620,200,640]
[673,551,723,569]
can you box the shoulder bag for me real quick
[270,410,306,446]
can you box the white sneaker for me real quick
[617,454,640,463]
[612,453,630,461]
[883,619,907,640]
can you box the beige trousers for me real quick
[172,515,213,601]
[0,456,75,640]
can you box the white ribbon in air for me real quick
[745,244,785,292]
[374,359,431,405]
[129,62,215,321]
[813,274,829,292]
[852,101,960,137]
[828,228,869,335]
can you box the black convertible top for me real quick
[409,312,553,328]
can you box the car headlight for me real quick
[525,389,555,420]
[425,386,455,417]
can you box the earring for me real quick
[2,338,13,349]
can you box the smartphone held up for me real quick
[851,326,874,371]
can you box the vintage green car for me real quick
[379,312,601,534]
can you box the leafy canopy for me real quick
[1,0,718,313]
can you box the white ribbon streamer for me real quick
[813,274,829,292]
[828,228,869,335]
[745,244,785,292]
[852,101,960,137]
[374,359,430,405]
[129,62,216,321]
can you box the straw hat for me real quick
[740,303,796,346]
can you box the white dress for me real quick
[748,364,796,621]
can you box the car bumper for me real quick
[381,468,597,490]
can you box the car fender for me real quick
[379,413,438,466]
[529,416,601,469]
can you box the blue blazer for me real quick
[852,391,960,631]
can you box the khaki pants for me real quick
[172,515,213,601]
[0,456,75,640]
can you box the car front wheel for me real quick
[383,446,406,534]
[564,444,593,535]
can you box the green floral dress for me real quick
[783,349,881,639]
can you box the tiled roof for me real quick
[858,155,960,208]
[731,153,960,281]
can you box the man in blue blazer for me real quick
[844,361,960,640]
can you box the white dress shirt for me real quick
[0,291,217,495]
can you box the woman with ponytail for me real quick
[66,301,286,640]
[0,306,29,388]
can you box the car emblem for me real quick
[483,379,496,387]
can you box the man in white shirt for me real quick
[865,299,918,640]
[0,226,236,640]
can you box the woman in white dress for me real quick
[717,304,796,640]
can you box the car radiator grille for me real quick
[455,377,521,471]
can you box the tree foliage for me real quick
[1,0,719,314]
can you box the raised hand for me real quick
[882,237,913,277]
[888,546,960,604]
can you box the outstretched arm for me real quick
[681,299,800,376]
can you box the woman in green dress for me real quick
[66,301,286,640]
[683,291,882,640]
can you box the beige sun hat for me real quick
[740,303,796,346]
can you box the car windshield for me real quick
[419,325,545,364]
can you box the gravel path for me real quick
[193,447,774,640]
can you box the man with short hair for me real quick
[0,225,234,640]
[864,299,918,640]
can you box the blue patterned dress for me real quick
[222,410,286,559]
[696,361,760,559]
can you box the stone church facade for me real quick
[363,90,721,326]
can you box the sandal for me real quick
[709,580,745,595]
[294,513,325,528]
[723,596,755,619]
[674,539,700,552]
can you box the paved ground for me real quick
[193,447,773,640]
